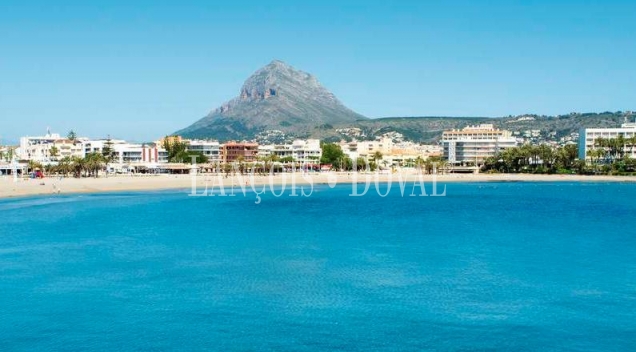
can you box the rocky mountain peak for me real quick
[175,60,366,140]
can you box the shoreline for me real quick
[1,172,635,200]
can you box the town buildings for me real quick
[30,122,636,172]
[338,138,442,167]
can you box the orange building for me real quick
[158,135,183,147]
[221,142,259,163]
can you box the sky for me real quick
[1,0,635,142]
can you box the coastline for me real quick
[1,172,635,199]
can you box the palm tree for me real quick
[425,156,445,174]
[536,144,554,172]
[84,152,106,177]
[71,156,85,178]
[414,156,425,172]
[355,157,367,171]
[7,147,14,162]
[614,135,626,160]
[27,160,43,173]
[236,156,245,175]
[372,151,383,163]
[628,136,636,157]
[49,146,59,162]
[556,144,577,169]
[58,156,73,177]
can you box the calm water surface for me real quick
[1,183,635,351]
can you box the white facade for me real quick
[185,140,221,163]
[81,139,167,164]
[340,139,441,166]
[18,132,86,163]
[112,143,168,164]
[258,139,322,164]
[442,124,517,165]
[340,137,393,161]
[579,123,636,160]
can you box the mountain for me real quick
[175,60,366,140]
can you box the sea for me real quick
[1,182,635,351]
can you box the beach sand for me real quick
[1,172,635,199]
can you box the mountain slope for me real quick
[176,60,366,140]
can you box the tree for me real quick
[355,157,368,171]
[554,144,577,171]
[27,160,43,173]
[84,152,106,177]
[340,157,354,171]
[279,156,294,164]
[67,130,77,143]
[320,143,345,169]
[425,156,445,174]
[372,151,383,163]
[49,146,59,162]
[236,156,245,175]
[58,156,73,177]
[414,156,425,172]
[71,156,85,178]
[162,138,207,164]
[102,136,116,164]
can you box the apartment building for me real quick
[442,124,517,165]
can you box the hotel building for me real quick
[442,124,517,165]
[578,122,636,161]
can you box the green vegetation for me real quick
[319,143,345,167]
[162,137,208,164]
[102,136,116,164]
[42,153,108,178]
[482,142,636,175]
[67,130,77,143]
[49,146,59,161]
[279,156,295,163]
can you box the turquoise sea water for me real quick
[1,182,636,351]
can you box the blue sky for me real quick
[1,0,635,142]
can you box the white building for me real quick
[579,123,636,161]
[340,137,393,162]
[258,139,321,164]
[83,139,126,155]
[18,131,86,163]
[81,139,167,164]
[386,143,443,166]
[442,124,517,165]
[290,139,321,163]
[185,140,221,163]
[110,143,168,166]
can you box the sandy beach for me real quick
[1,172,635,199]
